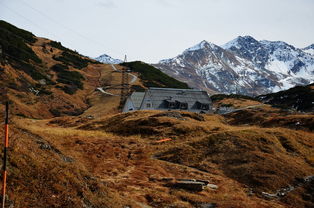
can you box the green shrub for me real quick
[12,61,47,81]
[220,103,233,107]
[0,21,41,64]
[257,84,314,112]
[211,94,258,102]
[51,64,85,94]
[0,20,36,43]
[47,41,78,54]
[53,51,89,69]
[121,61,189,89]
[51,64,68,72]
[49,108,61,117]
[56,70,84,89]
[59,85,78,95]
[0,20,47,83]
[131,85,146,92]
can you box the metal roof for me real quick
[145,88,211,110]
[130,92,145,109]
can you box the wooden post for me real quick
[1,102,9,208]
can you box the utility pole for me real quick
[2,102,9,208]
[119,55,129,110]
[0,45,3,62]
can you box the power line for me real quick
[12,0,123,58]
[0,1,65,43]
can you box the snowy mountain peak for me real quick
[185,40,209,52]
[222,35,258,50]
[184,40,220,54]
[95,54,123,64]
[303,44,314,55]
[303,44,314,50]
[155,36,314,96]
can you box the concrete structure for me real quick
[122,92,145,112]
[123,88,212,113]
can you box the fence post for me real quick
[2,102,9,208]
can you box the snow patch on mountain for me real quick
[95,54,123,64]
[185,40,208,52]
[155,36,314,95]
[303,44,314,56]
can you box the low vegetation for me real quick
[257,83,314,112]
[1,20,314,208]
[51,64,84,94]
[74,109,314,208]
[0,21,47,81]
[121,61,190,89]
[211,93,258,102]
[53,51,90,69]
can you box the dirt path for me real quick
[95,64,138,96]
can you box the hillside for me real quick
[75,109,313,208]
[0,20,314,208]
[121,61,190,90]
[0,21,189,119]
[257,83,314,112]
[0,20,106,118]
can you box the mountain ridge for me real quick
[154,36,314,95]
[95,53,123,64]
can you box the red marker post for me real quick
[2,102,9,208]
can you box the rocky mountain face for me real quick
[303,44,314,56]
[95,54,123,64]
[154,36,314,95]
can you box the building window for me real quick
[200,104,209,110]
[196,102,210,110]
[146,103,151,108]
[180,102,188,110]
[168,102,176,109]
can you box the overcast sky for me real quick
[1,0,313,63]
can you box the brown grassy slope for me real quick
[0,122,126,207]
[77,110,314,208]
[224,106,314,132]
[0,37,125,119]
[213,97,262,109]
[12,116,287,208]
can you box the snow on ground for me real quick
[95,54,123,64]
[304,48,314,56]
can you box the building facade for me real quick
[123,88,212,113]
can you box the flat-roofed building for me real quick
[123,88,212,113]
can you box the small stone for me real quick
[207,184,218,190]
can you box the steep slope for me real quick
[121,61,189,90]
[95,54,123,64]
[0,119,125,208]
[2,20,314,208]
[303,44,314,56]
[0,20,110,118]
[257,83,314,112]
[224,36,314,91]
[155,36,314,95]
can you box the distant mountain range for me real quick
[95,54,123,64]
[154,36,314,95]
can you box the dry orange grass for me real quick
[0,122,128,207]
[9,111,294,208]
[31,109,311,208]
[214,97,262,108]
